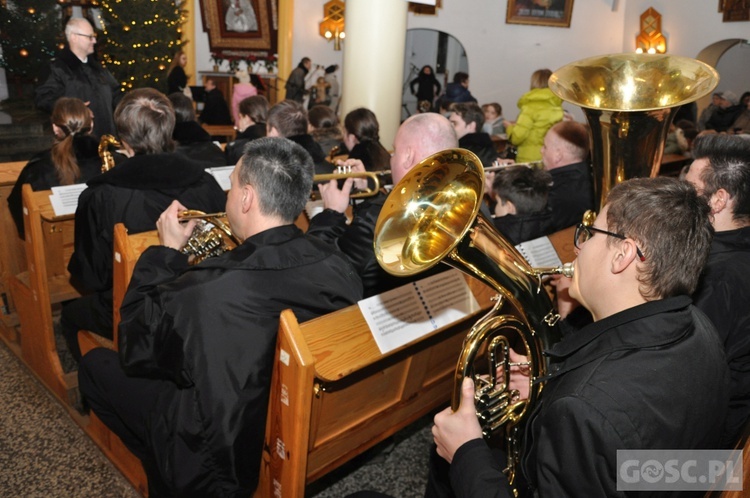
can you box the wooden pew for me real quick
[202,123,236,143]
[0,160,28,343]
[8,185,80,404]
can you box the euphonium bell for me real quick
[374,148,571,490]
[549,53,719,208]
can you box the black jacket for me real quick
[347,140,391,172]
[167,65,188,94]
[694,226,750,447]
[35,48,121,137]
[200,89,233,125]
[285,63,308,103]
[287,133,334,176]
[458,133,498,169]
[705,105,745,133]
[547,161,595,232]
[173,121,227,166]
[410,73,441,102]
[225,123,266,166]
[492,208,555,246]
[118,225,363,496]
[450,297,729,497]
[8,134,102,238]
[68,152,226,295]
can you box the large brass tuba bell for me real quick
[374,149,571,489]
[549,53,719,207]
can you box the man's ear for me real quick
[611,240,639,274]
[241,184,254,213]
[709,188,730,215]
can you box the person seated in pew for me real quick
[78,137,363,497]
[266,99,333,175]
[198,78,233,126]
[225,95,268,166]
[167,92,226,166]
[423,177,728,498]
[448,102,498,169]
[343,107,391,172]
[8,97,102,239]
[62,88,226,362]
[307,113,458,298]
[308,104,345,159]
[490,165,554,245]
[684,134,750,448]
[541,120,595,232]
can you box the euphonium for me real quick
[549,53,719,208]
[98,134,121,172]
[374,149,572,490]
[179,210,239,264]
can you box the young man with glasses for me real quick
[425,177,729,498]
[36,17,121,137]
[685,134,750,447]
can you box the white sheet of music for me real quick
[515,235,561,268]
[206,166,234,191]
[49,184,87,216]
[359,269,480,354]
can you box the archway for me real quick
[401,29,468,121]
[695,39,750,113]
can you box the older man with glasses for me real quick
[36,17,121,137]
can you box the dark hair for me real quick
[550,121,589,159]
[267,100,307,137]
[167,92,195,123]
[167,50,185,75]
[482,103,502,117]
[238,137,314,223]
[492,166,551,214]
[420,65,434,76]
[239,95,268,124]
[308,104,339,130]
[344,107,380,142]
[114,88,175,154]
[692,134,750,224]
[453,72,469,85]
[50,97,93,185]
[449,102,484,130]
[605,177,713,299]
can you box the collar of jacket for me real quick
[57,47,101,71]
[548,161,589,177]
[87,152,209,189]
[173,121,212,144]
[458,132,495,149]
[711,226,750,255]
[540,296,693,380]
[191,224,337,270]
[288,134,326,163]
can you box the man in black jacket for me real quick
[541,120,595,231]
[429,177,729,497]
[78,137,363,497]
[266,99,333,175]
[285,57,311,103]
[448,102,498,169]
[685,134,750,447]
[307,112,457,297]
[61,88,226,361]
[35,17,121,137]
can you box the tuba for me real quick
[374,149,571,490]
[549,53,719,208]
[178,210,240,265]
[98,134,121,172]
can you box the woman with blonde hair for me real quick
[167,50,189,95]
[505,68,564,163]
[8,97,101,238]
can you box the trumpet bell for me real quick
[549,53,719,207]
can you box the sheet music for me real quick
[49,184,88,216]
[515,235,561,268]
[359,269,480,354]
[206,166,234,191]
[305,200,325,219]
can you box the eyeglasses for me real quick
[73,32,97,41]
[574,223,646,262]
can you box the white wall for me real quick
[190,0,749,122]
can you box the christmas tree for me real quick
[97,0,187,91]
[0,0,62,81]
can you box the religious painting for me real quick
[506,0,574,28]
[721,0,750,21]
[199,0,278,57]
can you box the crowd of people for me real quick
[8,14,750,497]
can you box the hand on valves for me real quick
[157,200,197,251]
[318,158,368,214]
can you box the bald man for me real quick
[36,17,121,137]
[541,121,595,231]
[307,113,458,297]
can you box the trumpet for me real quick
[312,168,392,199]
[484,160,542,172]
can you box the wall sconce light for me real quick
[635,7,667,54]
[319,0,345,51]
